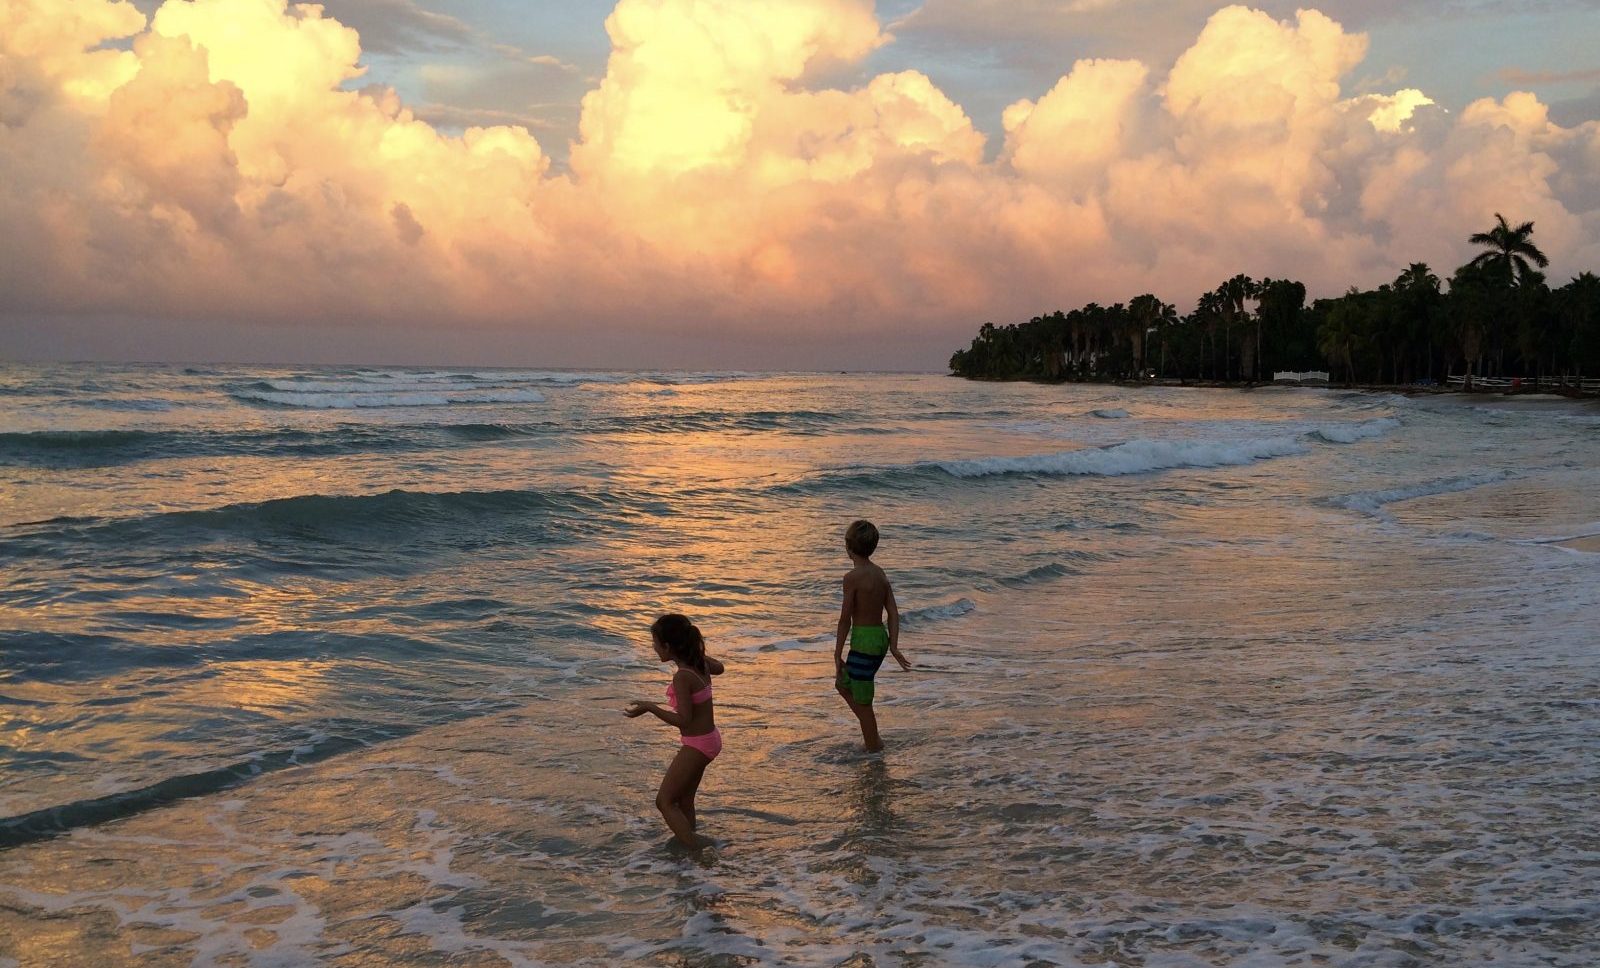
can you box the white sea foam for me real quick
[1309,416,1401,443]
[234,388,548,408]
[902,597,976,625]
[263,379,536,394]
[255,370,754,396]
[1330,470,1515,520]
[934,436,1309,478]
[78,398,175,411]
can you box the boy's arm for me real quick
[835,575,855,673]
[886,580,910,670]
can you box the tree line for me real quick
[949,215,1600,386]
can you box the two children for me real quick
[625,519,910,847]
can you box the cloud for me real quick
[410,57,583,143]
[408,99,567,132]
[1499,66,1600,86]
[309,0,474,53]
[2,0,1599,367]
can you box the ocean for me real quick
[1,363,1597,966]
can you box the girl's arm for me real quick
[623,669,699,727]
[705,656,725,676]
[624,700,687,728]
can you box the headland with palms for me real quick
[949,215,1600,393]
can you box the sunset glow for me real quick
[2,0,1598,365]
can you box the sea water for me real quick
[1,364,1596,966]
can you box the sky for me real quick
[2,0,1599,368]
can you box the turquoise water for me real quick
[2,364,1598,965]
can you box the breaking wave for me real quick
[1328,471,1515,520]
[931,436,1310,478]
[1309,417,1401,443]
[232,387,549,409]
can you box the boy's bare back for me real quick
[846,562,891,627]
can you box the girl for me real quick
[624,613,725,848]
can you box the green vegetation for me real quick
[949,215,1600,387]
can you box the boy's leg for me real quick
[656,747,711,848]
[837,679,883,751]
[852,700,882,752]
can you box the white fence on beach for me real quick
[1273,371,1330,384]
[1446,375,1600,392]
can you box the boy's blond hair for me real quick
[845,520,879,558]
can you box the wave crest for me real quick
[933,436,1309,479]
[232,388,548,409]
[1309,417,1401,444]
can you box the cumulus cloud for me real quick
[1,0,1599,365]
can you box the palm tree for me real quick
[1127,294,1171,376]
[1256,278,1308,375]
[1318,290,1365,385]
[1562,272,1600,378]
[1133,296,1180,378]
[1193,291,1223,380]
[1214,274,1256,381]
[1469,213,1549,287]
[1392,263,1441,382]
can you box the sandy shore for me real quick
[1557,534,1600,553]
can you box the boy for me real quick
[834,519,910,751]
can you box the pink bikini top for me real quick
[666,679,713,711]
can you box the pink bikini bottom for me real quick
[680,729,722,761]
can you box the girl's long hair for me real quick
[651,613,708,676]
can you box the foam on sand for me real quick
[1517,523,1600,554]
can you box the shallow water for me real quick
[1,365,1597,966]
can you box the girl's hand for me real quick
[624,701,650,718]
[892,650,912,671]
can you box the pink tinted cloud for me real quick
[1,0,1598,366]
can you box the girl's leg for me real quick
[655,747,710,848]
[681,758,708,832]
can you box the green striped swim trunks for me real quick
[836,625,889,705]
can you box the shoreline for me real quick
[1556,535,1600,554]
[953,374,1600,406]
